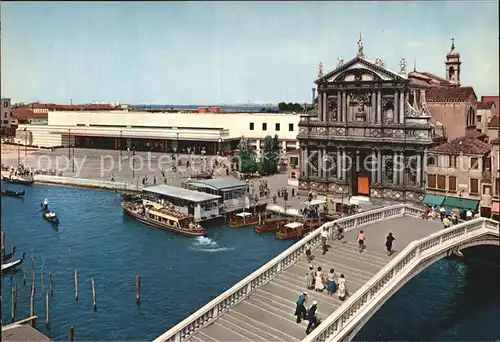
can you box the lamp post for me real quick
[217,138,222,156]
[120,130,123,164]
[176,132,179,158]
[24,127,28,159]
[72,143,75,173]
[68,129,71,161]
[132,149,136,179]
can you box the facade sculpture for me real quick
[297,39,444,204]
[337,57,344,67]
[357,35,364,57]
[318,61,324,78]
[400,57,407,74]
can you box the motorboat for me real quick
[1,252,25,275]
[2,175,34,185]
[254,217,289,233]
[1,189,25,198]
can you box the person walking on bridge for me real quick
[385,232,395,256]
[305,300,318,334]
[321,228,328,255]
[357,230,366,252]
[295,292,308,323]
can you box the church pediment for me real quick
[316,57,407,84]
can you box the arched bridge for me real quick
[154,204,499,342]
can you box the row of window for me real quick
[249,122,294,132]
[428,155,490,170]
[428,175,500,197]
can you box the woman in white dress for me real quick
[315,266,325,292]
[337,274,348,300]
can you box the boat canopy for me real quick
[285,222,303,229]
[303,199,327,206]
[236,212,252,218]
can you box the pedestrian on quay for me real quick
[337,274,348,301]
[295,292,308,323]
[305,301,318,334]
[153,175,157,184]
[385,232,395,256]
[357,230,366,253]
[305,244,314,262]
[327,268,337,295]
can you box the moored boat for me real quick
[1,189,25,198]
[275,220,322,240]
[228,212,261,228]
[1,253,25,275]
[2,176,34,185]
[122,200,208,237]
[254,217,289,233]
[1,246,16,262]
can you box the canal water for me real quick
[1,183,499,340]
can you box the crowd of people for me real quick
[422,204,479,228]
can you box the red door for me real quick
[357,176,369,195]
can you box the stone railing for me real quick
[303,218,500,342]
[154,204,417,342]
[34,175,134,191]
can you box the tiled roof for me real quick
[488,116,499,128]
[12,108,48,119]
[477,101,495,110]
[425,86,476,103]
[408,71,452,87]
[430,134,491,155]
[481,96,499,112]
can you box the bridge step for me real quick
[221,314,286,341]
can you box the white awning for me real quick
[285,222,303,229]
[303,199,326,206]
[236,212,252,218]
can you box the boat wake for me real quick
[191,236,235,253]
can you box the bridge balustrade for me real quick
[154,204,414,342]
[303,218,499,342]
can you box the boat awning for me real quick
[285,222,303,229]
[442,196,479,211]
[491,202,500,214]
[303,200,327,206]
[422,194,445,207]
[236,212,252,218]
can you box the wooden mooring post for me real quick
[45,292,50,327]
[49,272,53,296]
[74,269,79,300]
[1,231,5,251]
[69,326,75,341]
[136,275,141,305]
[91,277,97,311]
[30,281,35,327]
[11,286,17,322]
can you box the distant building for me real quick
[426,134,492,216]
[1,98,12,136]
[476,101,496,134]
[487,116,500,141]
[491,137,500,220]
[481,95,499,117]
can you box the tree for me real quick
[278,102,307,113]
[258,135,280,175]
[236,136,258,174]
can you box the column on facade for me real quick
[342,149,348,181]
[342,92,347,122]
[422,149,427,186]
[371,149,377,184]
[317,148,323,178]
[377,91,382,123]
[377,150,382,183]
[281,140,287,153]
[370,92,376,123]
[336,149,342,179]
[393,90,399,123]
[318,92,323,119]
[337,91,341,122]
[399,91,405,124]
[303,146,309,177]
[393,151,399,185]
[322,93,328,122]
[398,152,405,186]
[415,152,422,187]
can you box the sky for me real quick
[1,1,499,105]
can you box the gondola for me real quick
[1,252,25,275]
[41,204,59,225]
[1,189,25,198]
[2,176,34,185]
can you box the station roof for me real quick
[188,178,247,191]
[142,185,221,203]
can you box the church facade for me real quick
[297,39,448,203]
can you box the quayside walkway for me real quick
[155,204,499,342]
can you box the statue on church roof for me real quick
[357,34,364,57]
[399,57,407,74]
[318,61,324,78]
[337,57,344,67]
[375,57,385,67]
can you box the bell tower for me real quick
[445,38,461,86]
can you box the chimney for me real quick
[312,88,316,105]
